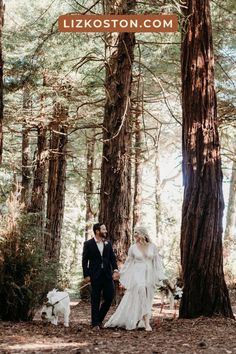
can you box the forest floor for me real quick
[1,290,236,354]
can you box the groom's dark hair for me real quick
[93,223,103,235]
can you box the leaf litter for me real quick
[0,291,236,353]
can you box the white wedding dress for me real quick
[104,242,166,330]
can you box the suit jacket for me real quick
[82,238,118,280]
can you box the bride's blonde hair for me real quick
[134,226,151,243]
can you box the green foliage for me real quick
[0,192,58,321]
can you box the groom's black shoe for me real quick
[92,325,101,330]
[92,323,102,330]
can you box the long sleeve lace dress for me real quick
[104,242,166,330]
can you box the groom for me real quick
[82,223,119,328]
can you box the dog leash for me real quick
[79,282,91,291]
[47,283,90,305]
[46,295,68,307]
[46,283,91,315]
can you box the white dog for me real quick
[41,289,70,327]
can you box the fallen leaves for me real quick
[0,295,236,353]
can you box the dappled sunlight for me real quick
[4,341,88,352]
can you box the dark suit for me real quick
[82,238,118,326]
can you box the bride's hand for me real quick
[119,284,126,291]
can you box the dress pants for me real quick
[90,271,115,326]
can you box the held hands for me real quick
[112,271,120,281]
[119,284,126,291]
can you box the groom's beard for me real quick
[101,232,107,240]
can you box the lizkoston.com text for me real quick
[58,15,178,33]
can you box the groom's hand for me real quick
[84,276,91,283]
[112,271,120,281]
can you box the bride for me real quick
[104,226,167,331]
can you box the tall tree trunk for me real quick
[44,103,68,261]
[179,0,233,318]
[30,125,47,213]
[224,159,236,245]
[154,124,161,238]
[28,80,47,242]
[0,1,4,165]
[21,128,30,206]
[133,105,142,231]
[132,45,144,234]
[99,0,136,261]
[85,128,96,241]
[224,157,236,279]
[21,87,31,207]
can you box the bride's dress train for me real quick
[104,243,166,330]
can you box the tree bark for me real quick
[133,105,143,230]
[21,87,31,207]
[0,1,4,165]
[154,125,162,238]
[28,83,47,242]
[30,125,47,210]
[224,159,236,245]
[85,128,96,241]
[179,0,233,318]
[21,128,30,206]
[44,103,68,261]
[99,0,136,261]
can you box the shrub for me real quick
[0,190,58,321]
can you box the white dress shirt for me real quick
[94,236,119,273]
[94,236,104,256]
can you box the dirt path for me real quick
[1,295,236,354]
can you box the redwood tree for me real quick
[132,102,143,231]
[44,102,68,261]
[85,128,96,241]
[21,87,31,207]
[99,0,136,261]
[179,0,233,318]
[28,76,47,241]
[0,0,4,164]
